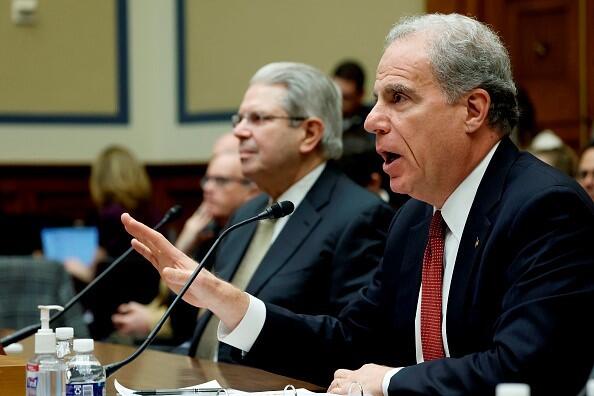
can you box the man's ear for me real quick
[465,88,490,134]
[300,117,325,154]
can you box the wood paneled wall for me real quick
[428,0,593,150]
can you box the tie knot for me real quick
[428,210,444,239]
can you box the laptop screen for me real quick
[41,226,98,266]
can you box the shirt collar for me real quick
[274,162,326,210]
[439,141,500,241]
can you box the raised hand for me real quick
[120,212,248,329]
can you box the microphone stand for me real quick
[0,205,182,348]
[104,201,294,377]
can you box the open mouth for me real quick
[384,152,401,165]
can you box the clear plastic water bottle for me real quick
[56,327,74,395]
[55,327,74,360]
[65,339,106,396]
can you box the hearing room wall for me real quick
[0,0,424,164]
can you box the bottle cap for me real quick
[73,338,94,353]
[496,383,530,396]
[56,327,74,340]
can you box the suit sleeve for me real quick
[243,203,399,385]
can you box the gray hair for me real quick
[250,62,343,159]
[386,13,519,135]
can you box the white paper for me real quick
[113,379,338,396]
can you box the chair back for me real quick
[0,256,89,337]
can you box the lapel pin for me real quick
[475,237,480,248]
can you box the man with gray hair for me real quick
[183,62,393,362]
[123,14,593,394]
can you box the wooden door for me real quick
[427,0,594,150]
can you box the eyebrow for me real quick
[373,83,416,101]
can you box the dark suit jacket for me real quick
[244,138,594,394]
[188,163,394,360]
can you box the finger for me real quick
[116,303,130,313]
[111,314,124,326]
[334,369,352,379]
[131,238,157,265]
[122,213,163,248]
[328,379,346,395]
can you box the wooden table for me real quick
[13,337,323,395]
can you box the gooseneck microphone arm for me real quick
[104,200,294,377]
[0,205,183,347]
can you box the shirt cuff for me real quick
[217,294,266,352]
[382,367,403,396]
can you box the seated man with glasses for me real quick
[172,62,393,365]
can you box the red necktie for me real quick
[421,210,446,361]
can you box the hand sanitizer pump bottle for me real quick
[26,305,64,396]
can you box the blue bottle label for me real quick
[65,382,106,396]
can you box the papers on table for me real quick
[113,379,340,396]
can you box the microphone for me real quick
[0,205,183,347]
[259,200,294,220]
[104,200,295,377]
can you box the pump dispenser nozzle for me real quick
[35,305,63,354]
[38,305,63,331]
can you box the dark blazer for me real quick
[188,163,394,359]
[244,138,594,394]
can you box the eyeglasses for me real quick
[200,175,252,189]
[231,112,306,128]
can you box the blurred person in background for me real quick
[112,136,259,346]
[333,60,374,156]
[529,129,578,177]
[65,145,161,340]
[577,141,594,201]
[333,60,408,209]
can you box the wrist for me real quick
[207,277,249,330]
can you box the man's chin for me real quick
[389,178,411,196]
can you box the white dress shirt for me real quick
[218,143,499,396]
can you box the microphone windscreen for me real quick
[268,201,294,219]
[164,205,183,222]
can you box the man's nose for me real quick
[233,124,251,139]
[364,105,389,135]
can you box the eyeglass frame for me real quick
[200,175,253,189]
[231,111,307,128]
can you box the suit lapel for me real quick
[447,138,519,333]
[245,165,338,295]
[189,196,269,356]
[393,204,432,361]
[213,197,267,282]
